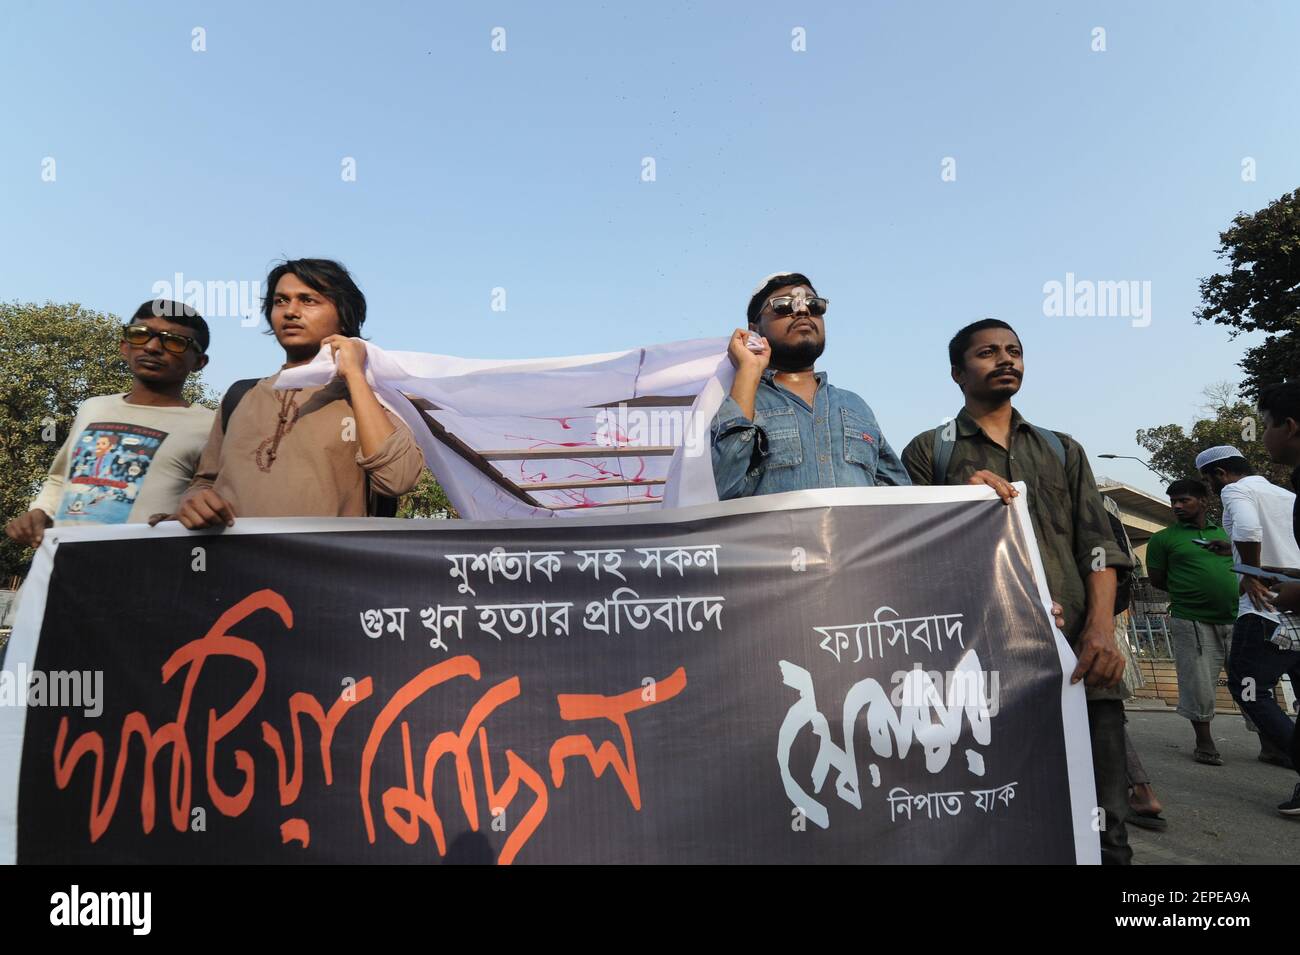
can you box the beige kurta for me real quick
[190,373,424,517]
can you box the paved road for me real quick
[1125,708,1299,864]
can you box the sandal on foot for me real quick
[1194,748,1224,766]
[1127,810,1168,832]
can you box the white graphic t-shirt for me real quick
[30,395,214,527]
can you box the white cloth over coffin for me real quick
[274,339,734,519]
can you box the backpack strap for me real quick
[366,473,399,518]
[932,423,956,484]
[933,419,1066,484]
[220,378,260,434]
[1028,424,1067,470]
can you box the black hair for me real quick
[130,300,210,353]
[1259,380,1300,429]
[1202,456,1252,477]
[1166,478,1207,499]
[948,318,1019,369]
[262,258,366,337]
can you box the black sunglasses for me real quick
[122,324,203,356]
[763,295,829,317]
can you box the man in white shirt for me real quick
[4,300,214,547]
[1197,445,1300,794]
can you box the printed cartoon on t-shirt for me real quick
[56,421,169,524]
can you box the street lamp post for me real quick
[1098,454,1172,482]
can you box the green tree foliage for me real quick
[396,468,458,519]
[1196,188,1300,399]
[0,302,217,580]
[1135,383,1291,498]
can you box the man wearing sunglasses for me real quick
[710,272,911,499]
[5,301,213,546]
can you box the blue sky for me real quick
[3,0,1297,496]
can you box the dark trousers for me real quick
[1123,724,1149,787]
[1227,614,1300,775]
[1088,698,1132,865]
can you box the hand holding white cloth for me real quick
[274,338,733,519]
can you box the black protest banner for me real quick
[0,486,1098,864]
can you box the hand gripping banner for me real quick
[0,485,1099,864]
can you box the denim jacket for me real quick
[710,369,911,499]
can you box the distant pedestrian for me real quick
[1146,479,1261,765]
[1197,444,1300,815]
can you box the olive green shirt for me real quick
[902,407,1133,700]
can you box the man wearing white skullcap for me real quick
[1197,443,1300,794]
[1193,445,1244,474]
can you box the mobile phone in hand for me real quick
[1232,563,1300,584]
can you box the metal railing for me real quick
[1126,613,1174,661]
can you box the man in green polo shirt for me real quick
[1146,479,1257,766]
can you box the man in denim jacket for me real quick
[711,272,911,497]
